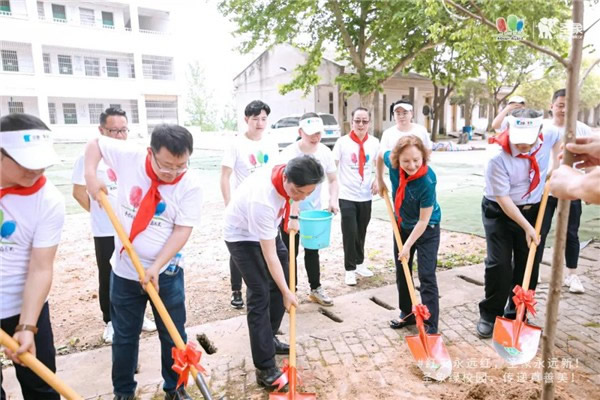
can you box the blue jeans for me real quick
[110,269,187,396]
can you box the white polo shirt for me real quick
[98,136,203,281]
[72,156,117,237]
[223,168,286,242]
[221,133,279,188]
[484,129,560,205]
[279,142,336,211]
[333,133,380,202]
[379,124,432,155]
[0,181,65,318]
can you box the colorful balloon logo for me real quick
[351,153,358,163]
[249,151,270,166]
[496,17,507,33]
[107,168,117,182]
[129,186,143,208]
[155,201,166,216]
[249,154,257,166]
[366,154,370,162]
[497,15,524,33]
[0,210,16,240]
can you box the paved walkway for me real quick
[3,243,599,399]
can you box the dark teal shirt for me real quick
[383,151,441,229]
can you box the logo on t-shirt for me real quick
[350,153,370,164]
[155,201,166,216]
[0,210,17,245]
[129,186,143,209]
[249,151,269,167]
[107,168,117,183]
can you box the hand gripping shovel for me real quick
[492,182,550,365]
[382,188,452,381]
[270,230,316,400]
[98,192,217,400]
[0,329,83,400]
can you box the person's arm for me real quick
[220,166,233,206]
[376,151,387,197]
[327,171,339,214]
[5,246,57,365]
[72,184,90,212]
[550,165,600,204]
[142,225,193,292]
[496,195,539,246]
[567,135,600,168]
[491,103,519,131]
[398,207,433,261]
[84,138,106,201]
[259,238,297,312]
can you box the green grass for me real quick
[583,322,600,328]
[437,252,485,269]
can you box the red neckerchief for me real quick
[126,155,186,250]
[394,164,428,225]
[0,176,46,199]
[490,129,543,198]
[349,131,368,181]
[271,164,291,233]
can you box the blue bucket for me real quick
[299,210,334,250]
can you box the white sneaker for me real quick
[103,321,114,344]
[309,286,333,306]
[345,271,357,286]
[569,275,585,294]
[355,264,374,277]
[142,316,157,332]
[563,274,573,287]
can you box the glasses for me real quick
[103,128,130,136]
[352,119,370,125]
[151,152,189,175]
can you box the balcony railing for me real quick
[139,28,169,35]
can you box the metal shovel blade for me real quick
[493,316,542,365]
[269,368,316,400]
[406,334,453,381]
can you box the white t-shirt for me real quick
[98,137,203,281]
[333,133,380,202]
[0,181,65,318]
[279,142,337,211]
[72,156,117,237]
[379,124,432,155]
[221,133,279,188]
[223,168,286,242]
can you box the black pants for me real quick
[230,257,243,291]
[539,196,582,269]
[280,225,321,290]
[94,236,114,323]
[339,199,372,271]
[1,302,59,400]
[393,224,440,333]
[225,237,288,369]
[479,197,545,323]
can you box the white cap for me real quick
[393,103,413,112]
[1,129,59,169]
[507,115,543,145]
[299,117,324,135]
[508,95,526,104]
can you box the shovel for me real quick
[270,230,316,400]
[492,182,550,365]
[382,188,452,381]
[98,192,216,400]
[0,329,83,400]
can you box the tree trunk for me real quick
[486,102,494,132]
[438,88,446,137]
[373,91,382,138]
[431,84,439,142]
[541,2,584,399]
[465,95,472,127]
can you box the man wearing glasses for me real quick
[332,107,380,286]
[72,107,156,345]
[376,100,431,196]
[83,124,201,400]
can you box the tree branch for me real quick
[579,58,600,89]
[327,0,364,69]
[584,16,600,34]
[379,41,440,85]
[443,0,568,68]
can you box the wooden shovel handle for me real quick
[381,188,419,306]
[522,181,551,291]
[0,329,83,400]
[288,230,297,370]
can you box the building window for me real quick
[102,11,114,28]
[89,103,103,124]
[37,2,45,19]
[1,50,19,72]
[130,100,139,123]
[43,53,51,73]
[8,101,24,114]
[84,57,100,76]
[79,7,95,26]
[0,1,11,14]
[52,4,66,22]
[128,62,135,78]
[328,92,334,115]
[63,103,77,124]
[109,103,121,110]
[48,102,57,124]
[142,55,173,80]
[106,58,119,77]
[58,54,72,74]
[383,94,387,121]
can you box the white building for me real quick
[0,0,186,140]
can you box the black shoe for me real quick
[114,396,135,400]
[476,318,494,339]
[231,290,244,309]
[165,386,192,400]
[273,336,289,355]
[256,366,283,388]
[389,317,416,330]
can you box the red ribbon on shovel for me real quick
[512,285,537,317]
[410,304,431,329]
[272,359,304,392]
[171,342,206,388]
